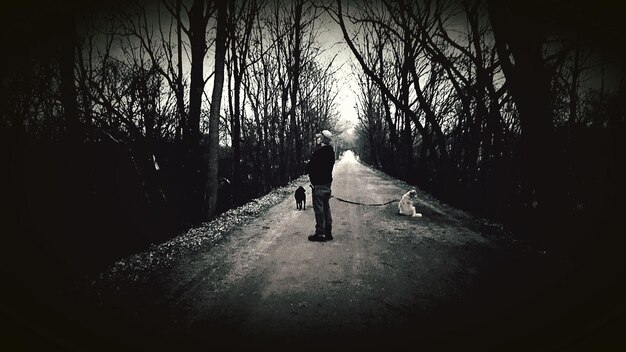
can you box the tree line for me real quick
[2,0,342,270]
[332,0,625,249]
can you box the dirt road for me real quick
[64,151,616,351]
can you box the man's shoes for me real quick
[325,234,333,241]
[308,234,326,242]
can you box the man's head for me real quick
[315,130,332,145]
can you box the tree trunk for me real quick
[377,39,397,173]
[76,45,92,136]
[487,0,557,229]
[187,0,208,148]
[59,11,79,139]
[228,0,242,204]
[205,0,228,220]
[289,0,304,180]
[175,0,186,144]
[569,45,581,129]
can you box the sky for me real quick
[317,15,360,127]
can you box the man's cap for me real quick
[316,130,333,143]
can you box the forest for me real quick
[2,0,625,277]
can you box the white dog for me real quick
[398,189,422,217]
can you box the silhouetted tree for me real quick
[205,0,228,220]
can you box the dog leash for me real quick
[331,195,398,207]
[309,184,397,206]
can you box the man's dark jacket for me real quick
[306,145,335,185]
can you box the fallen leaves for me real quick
[94,176,309,288]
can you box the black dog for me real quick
[295,186,306,210]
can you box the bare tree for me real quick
[59,8,80,139]
[205,0,228,220]
[225,0,263,202]
[486,0,557,218]
[333,0,454,184]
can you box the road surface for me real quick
[62,151,616,351]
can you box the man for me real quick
[305,130,335,242]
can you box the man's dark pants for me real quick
[312,184,332,236]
